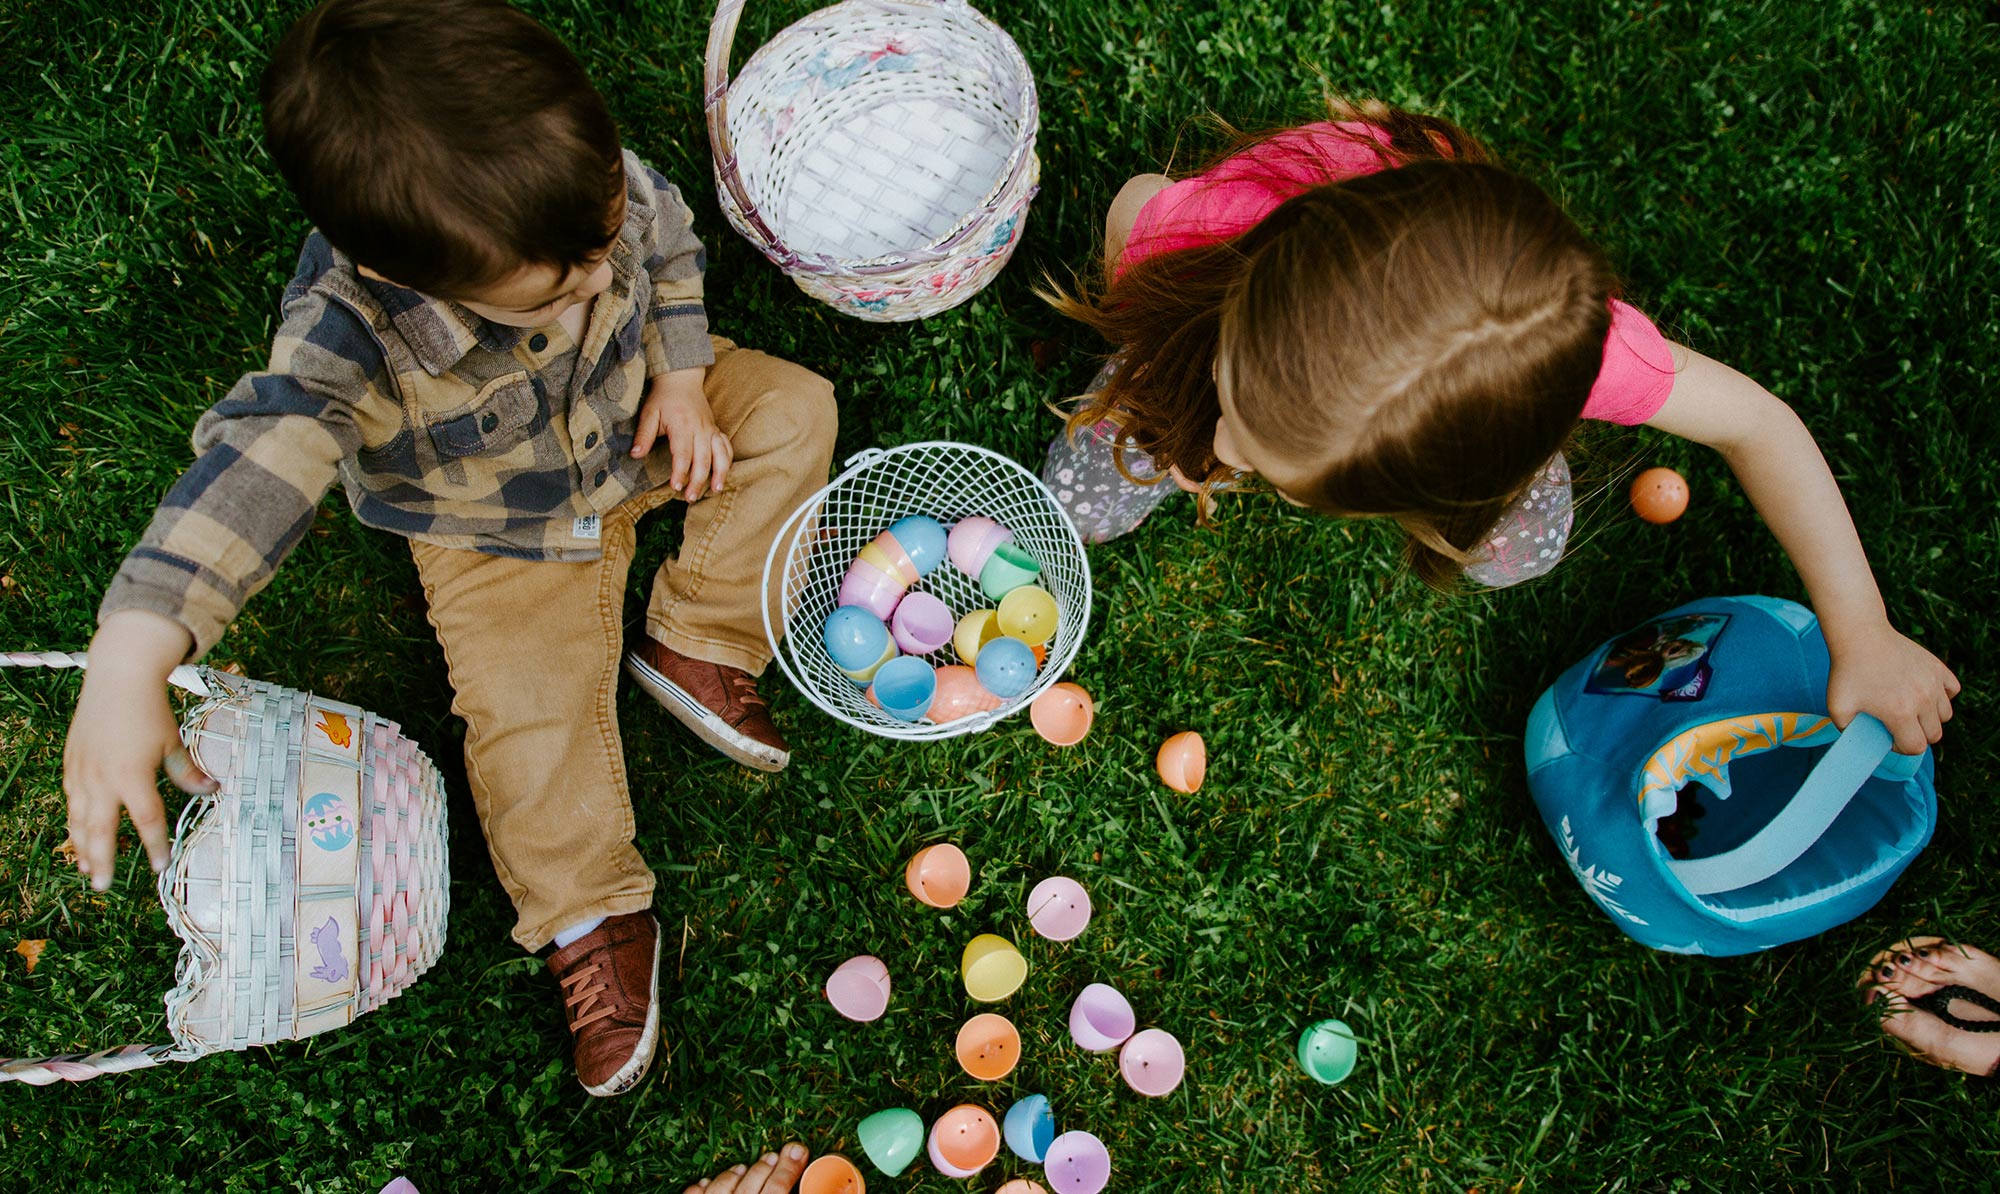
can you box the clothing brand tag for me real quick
[571,515,601,541]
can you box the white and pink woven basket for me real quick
[704,0,1040,321]
[0,654,449,1085]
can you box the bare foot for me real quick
[1857,937,2000,1077]
[684,1143,809,1194]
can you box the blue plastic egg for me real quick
[824,606,895,682]
[887,515,949,577]
[974,635,1038,700]
[1003,1094,1056,1163]
[870,655,937,721]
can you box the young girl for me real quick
[1045,99,1957,755]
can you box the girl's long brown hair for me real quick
[1044,98,1618,588]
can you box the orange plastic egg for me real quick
[1157,731,1207,793]
[1630,467,1689,524]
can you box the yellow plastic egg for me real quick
[996,585,1059,646]
[953,609,1002,664]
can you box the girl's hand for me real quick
[1825,620,1960,755]
[633,366,732,500]
[62,610,217,890]
[684,1144,809,1194]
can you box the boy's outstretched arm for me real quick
[66,271,375,888]
[63,610,215,890]
[1646,344,1959,754]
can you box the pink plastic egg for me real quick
[1119,1027,1186,1096]
[948,517,1013,578]
[824,955,892,1022]
[839,557,907,622]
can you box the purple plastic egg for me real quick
[890,592,956,656]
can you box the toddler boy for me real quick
[60,0,835,1096]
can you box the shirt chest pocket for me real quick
[425,372,543,458]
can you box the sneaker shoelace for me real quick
[722,669,766,714]
[559,961,617,1032]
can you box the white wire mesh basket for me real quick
[704,0,1040,321]
[763,442,1091,739]
[0,655,449,1085]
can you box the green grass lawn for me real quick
[3,0,1997,1189]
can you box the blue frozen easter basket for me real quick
[1524,596,1936,956]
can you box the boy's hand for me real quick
[62,610,216,890]
[633,366,731,500]
[684,1143,808,1194]
[1825,619,1960,755]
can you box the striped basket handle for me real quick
[0,650,214,1084]
[0,650,212,697]
[703,0,967,267]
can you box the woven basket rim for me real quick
[708,0,1040,275]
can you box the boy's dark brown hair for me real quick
[261,0,625,298]
[1046,98,1618,589]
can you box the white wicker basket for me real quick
[763,442,1091,739]
[0,655,450,1085]
[704,0,1040,321]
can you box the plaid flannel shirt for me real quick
[101,151,714,657]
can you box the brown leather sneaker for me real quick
[546,911,661,1097]
[624,637,789,772]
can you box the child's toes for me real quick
[1878,992,1953,1055]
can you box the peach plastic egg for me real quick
[931,665,1003,723]
[904,843,971,908]
[860,537,919,587]
[954,1012,1022,1081]
[799,1155,866,1194]
[996,1183,1050,1194]
[1029,682,1094,747]
[1630,467,1689,524]
[927,1105,1001,1177]
[1157,731,1206,793]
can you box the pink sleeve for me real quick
[1581,300,1677,425]
[1121,123,1394,269]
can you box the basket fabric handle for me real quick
[1668,713,1920,896]
[0,650,212,1084]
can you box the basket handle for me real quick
[0,650,206,1085]
[1668,713,1921,896]
[703,0,788,264]
[0,650,213,697]
[0,1044,173,1085]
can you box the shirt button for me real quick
[480,413,498,433]
[584,432,598,449]
[528,333,549,352]
[594,469,608,487]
